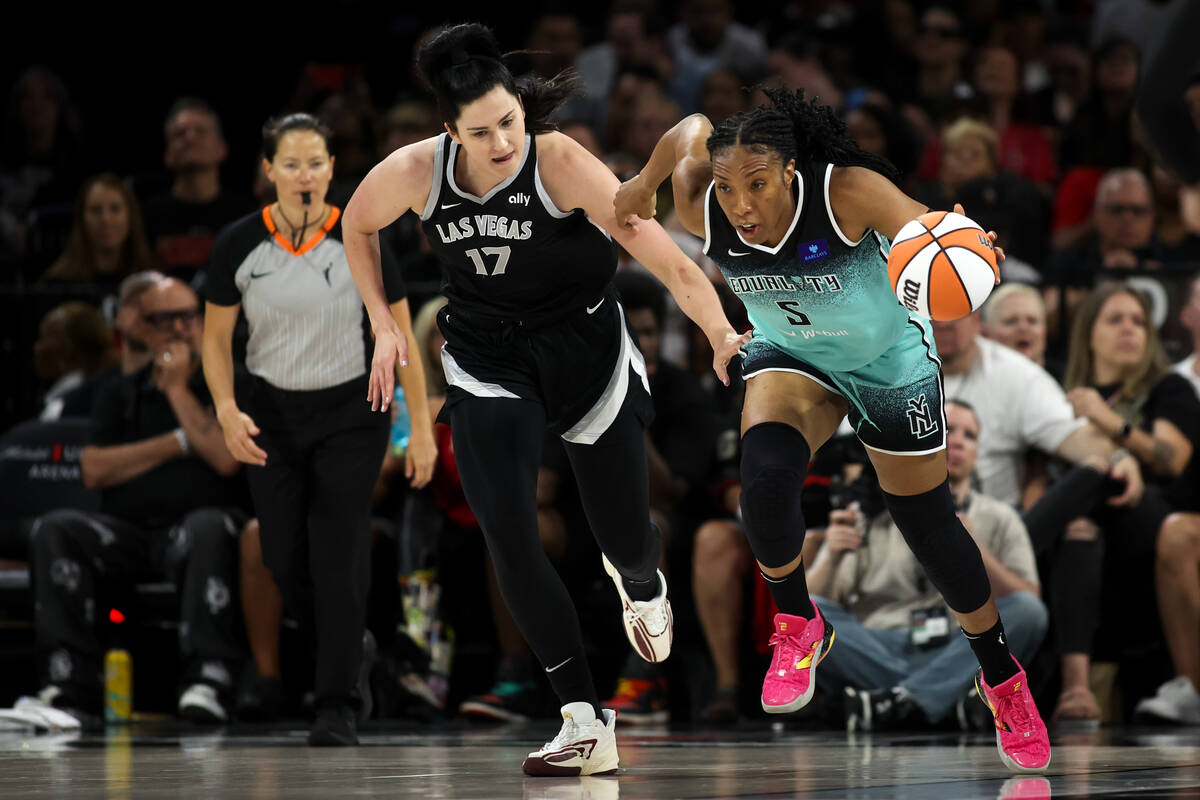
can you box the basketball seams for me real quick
[888,211,995,320]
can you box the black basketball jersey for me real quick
[419,133,616,325]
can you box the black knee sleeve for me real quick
[739,422,811,568]
[883,479,991,613]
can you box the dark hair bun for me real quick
[417,23,504,90]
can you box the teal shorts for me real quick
[740,316,946,455]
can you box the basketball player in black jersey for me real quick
[342,24,747,776]
[617,90,1055,773]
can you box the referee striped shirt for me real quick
[206,206,406,391]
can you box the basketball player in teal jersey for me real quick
[617,88,1050,773]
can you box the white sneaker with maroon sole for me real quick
[522,702,619,777]
[602,554,672,663]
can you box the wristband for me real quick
[1116,420,1133,442]
[174,427,190,456]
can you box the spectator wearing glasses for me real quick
[1044,168,1165,355]
[23,276,250,725]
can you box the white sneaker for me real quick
[178,683,228,723]
[1135,676,1200,725]
[602,554,672,663]
[522,702,619,777]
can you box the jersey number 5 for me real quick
[466,246,511,277]
[776,300,812,326]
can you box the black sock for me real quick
[622,573,659,602]
[964,618,1018,686]
[760,562,813,618]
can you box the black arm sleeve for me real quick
[1135,0,1200,184]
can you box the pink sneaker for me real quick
[761,604,835,714]
[977,660,1052,774]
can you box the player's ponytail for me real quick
[707,87,899,181]
[416,22,578,134]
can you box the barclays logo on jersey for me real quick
[799,238,830,263]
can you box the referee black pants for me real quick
[29,507,246,710]
[246,376,389,711]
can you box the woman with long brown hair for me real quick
[41,173,153,287]
[1046,282,1200,724]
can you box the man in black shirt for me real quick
[142,99,250,282]
[26,277,249,723]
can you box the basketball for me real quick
[887,211,1000,321]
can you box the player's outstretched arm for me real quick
[615,113,714,239]
[343,136,437,410]
[540,132,748,386]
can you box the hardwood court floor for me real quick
[2,720,1199,798]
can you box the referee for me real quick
[202,113,435,745]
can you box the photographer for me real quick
[809,401,1047,731]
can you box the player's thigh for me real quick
[867,448,948,496]
[741,369,849,452]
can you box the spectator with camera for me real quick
[809,401,1047,730]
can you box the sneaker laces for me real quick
[1000,685,1033,734]
[631,587,669,635]
[542,714,581,751]
[768,630,805,671]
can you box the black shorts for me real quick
[437,286,654,443]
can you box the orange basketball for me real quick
[887,211,1000,321]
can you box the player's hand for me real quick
[368,325,408,412]
[1108,451,1144,507]
[405,425,437,489]
[711,329,752,387]
[825,508,864,553]
[217,404,268,466]
[615,173,657,230]
[952,202,1004,281]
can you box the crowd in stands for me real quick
[2,0,1199,734]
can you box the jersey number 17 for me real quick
[466,246,511,277]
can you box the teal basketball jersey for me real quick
[703,162,911,372]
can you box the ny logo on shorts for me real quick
[906,394,940,439]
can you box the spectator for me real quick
[810,401,1047,730]
[603,65,668,155]
[843,103,920,187]
[22,276,248,724]
[605,271,718,725]
[576,0,672,111]
[1044,283,1200,724]
[1151,165,1200,265]
[766,34,843,113]
[913,118,1047,279]
[32,301,116,421]
[906,5,970,127]
[1059,37,1139,173]
[981,283,1053,372]
[380,101,439,158]
[1044,168,1167,353]
[666,0,766,113]
[0,66,85,262]
[41,173,153,290]
[1175,272,1200,398]
[970,43,1057,189]
[527,14,584,82]
[142,98,250,280]
[113,270,167,376]
[560,119,605,159]
[1029,20,1092,132]
[933,310,1143,510]
[699,68,751,127]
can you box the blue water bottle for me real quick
[391,386,411,458]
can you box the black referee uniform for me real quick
[206,206,405,712]
[420,132,658,703]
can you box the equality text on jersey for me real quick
[728,274,844,296]
[435,214,533,244]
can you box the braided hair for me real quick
[417,23,579,134]
[706,87,899,181]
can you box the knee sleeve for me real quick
[738,422,811,568]
[883,479,991,613]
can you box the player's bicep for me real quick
[832,166,927,241]
[672,154,711,239]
